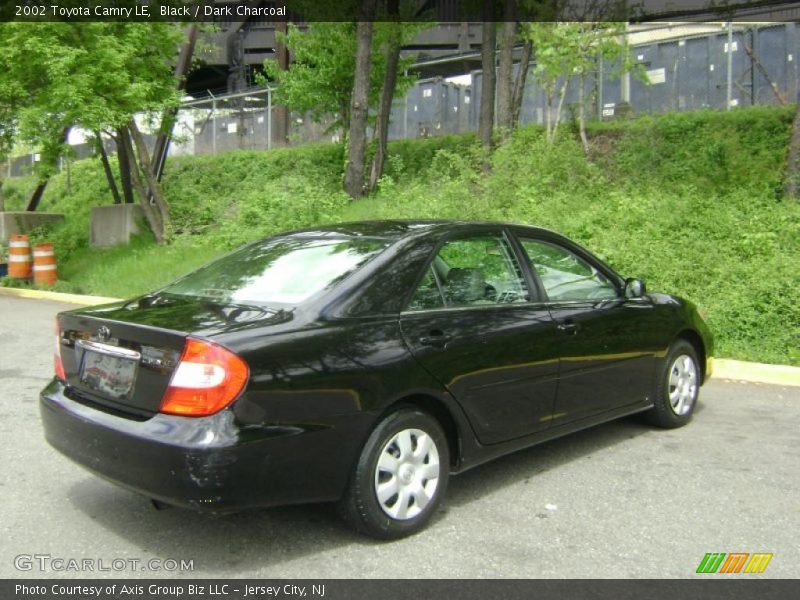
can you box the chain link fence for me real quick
[472,22,798,128]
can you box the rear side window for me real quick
[407,235,528,310]
[161,238,388,306]
[407,267,444,311]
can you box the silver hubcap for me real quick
[668,354,698,416]
[374,428,440,520]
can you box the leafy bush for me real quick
[588,105,794,196]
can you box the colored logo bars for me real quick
[696,553,773,574]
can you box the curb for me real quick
[712,358,800,388]
[0,286,122,306]
[2,285,799,387]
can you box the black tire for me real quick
[338,408,449,539]
[644,340,701,428]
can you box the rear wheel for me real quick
[645,340,700,428]
[338,408,449,539]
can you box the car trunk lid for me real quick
[57,294,288,416]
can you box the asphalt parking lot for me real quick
[1,294,797,579]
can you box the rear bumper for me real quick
[40,380,368,512]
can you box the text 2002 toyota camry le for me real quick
[41,221,713,538]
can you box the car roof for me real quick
[282,220,556,241]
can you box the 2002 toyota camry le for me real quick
[41,220,713,538]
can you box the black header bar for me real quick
[2,0,800,23]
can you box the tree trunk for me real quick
[496,1,517,135]
[343,5,376,199]
[151,25,198,182]
[0,180,4,212]
[26,181,48,212]
[118,126,165,244]
[545,81,569,144]
[95,134,122,204]
[784,100,800,199]
[552,80,569,142]
[510,38,532,129]
[367,1,402,194]
[339,99,350,143]
[578,75,589,155]
[273,20,290,147]
[26,126,69,211]
[129,121,172,240]
[479,16,497,155]
[115,127,135,204]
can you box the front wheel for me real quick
[338,408,449,539]
[644,340,701,428]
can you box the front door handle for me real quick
[557,320,580,335]
[419,330,452,348]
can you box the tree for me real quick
[785,103,800,200]
[0,22,186,242]
[510,30,534,130]
[272,20,290,147]
[262,23,357,136]
[496,1,518,136]
[0,101,15,212]
[497,1,564,133]
[527,23,578,144]
[367,10,403,194]
[527,21,631,150]
[260,6,422,197]
[260,22,416,140]
[343,2,377,198]
[367,4,428,193]
[569,22,630,154]
[479,11,497,159]
[93,134,122,205]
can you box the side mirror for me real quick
[624,277,646,299]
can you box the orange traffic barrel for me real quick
[33,242,57,286]
[7,234,32,279]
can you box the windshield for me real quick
[160,237,389,306]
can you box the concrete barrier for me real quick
[90,204,145,247]
[0,212,65,243]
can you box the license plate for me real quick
[80,350,137,401]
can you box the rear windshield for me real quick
[160,237,389,306]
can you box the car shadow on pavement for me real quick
[445,414,657,509]
[65,412,677,573]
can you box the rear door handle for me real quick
[557,320,580,335]
[419,330,452,348]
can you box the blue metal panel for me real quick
[754,25,789,105]
[682,36,712,110]
[630,44,656,114]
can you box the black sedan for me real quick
[40,220,713,539]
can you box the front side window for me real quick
[161,237,388,306]
[520,238,618,302]
[407,235,528,310]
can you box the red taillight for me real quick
[55,317,66,381]
[159,338,249,417]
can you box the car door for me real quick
[399,229,562,445]
[515,234,658,424]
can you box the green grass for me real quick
[56,236,223,297]
[2,106,798,365]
